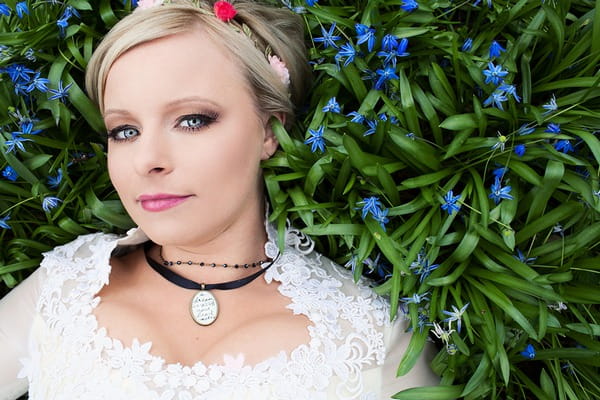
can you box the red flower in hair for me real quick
[214,1,237,22]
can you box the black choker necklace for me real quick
[159,246,268,268]
[144,242,278,326]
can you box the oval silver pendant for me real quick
[190,290,218,326]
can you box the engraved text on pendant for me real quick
[190,290,218,326]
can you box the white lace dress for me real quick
[0,223,437,400]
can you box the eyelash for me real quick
[106,112,219,142]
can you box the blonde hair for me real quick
[85,0,310,126]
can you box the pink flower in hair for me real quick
[268,55,290,87]
[137,0,164,9]
[214,1,237,22]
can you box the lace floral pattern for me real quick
[21,224,401,399]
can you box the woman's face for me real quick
[103,30,278,247]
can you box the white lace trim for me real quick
[24,225,396,399]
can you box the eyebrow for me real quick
[104,96,221,117]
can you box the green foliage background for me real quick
[1,0,599,398]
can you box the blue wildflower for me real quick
[2,166,18,181]
[489,40,506,58]
[4,64,34,84]
[334,42,356,68]
[473,0,492,7]
[42,196,62,212]
[355,24,376,52]
[17,120,42,136]
[15,1,28,18]
[344,254,359,274]
[0,4,10,16]
[358,196,383,219]
[347,111,365,124]
[363,253,381,272]
[313,23,341,49]
[492,166,509,178]
[483,62,508,86]
[441,190,461,215]
[554,139,574,153]
[410,256,439,283]
[47,168,63,189]
[545,123,561,134]
[401,292,430,305]
[304,126,326,153]
[491,133,508,151]
[0,214,11,230]
[364,119,378,136]
[462,38,473,52]
[442,303,470,333]
[483,91,508,110]
[520,344,536,359]
[48,81,73,101]
[514,144,526,157]
[489,176,513,204]
[377,38,409,68]
[515,249,537,264]
[57,17,69,36]
[518,124,535,135]
[26,72,50,93]
[373,208,389,231]
[401,0,419,12]
[4,134,32,153]
[322,97,341,113]
[542,94,557,115]
[498,84,520,102]
[24,48,36,61]
[381,34,399,51]
[305,0,318,5]
[374,66,399,90]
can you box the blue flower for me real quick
[514,144,526,157]
[362,253,381,272]
[489,40,506,58]
[377,37,409,68]
[381,34,399,51]
[358,196,383,219]
[4,134,32,153]
[554,139,574,153]
[364,119,378,136]
[24,48,36,61]
[15,1,28,18]
[483,91,508,110]
[462,38,473,52]
[410,256,439,283]
[489,176,513,204]
[441,190,461,215]
[483,62,508,86]
[2,166,18,181]
[545,123,561,134]
[542,94,557,115]
[17,120,42,136]
[514,249,537,264]
[26,72,50,93]
[47,168,63,189]
[347,111,365,124]
[334,42,356,68]
[57,18,69,36]
[374,66,399,90]
[518,124,535,135]
[492,166,509,178]
[373,207,389,231]
[305,0,318,5]
[42,196,62,212]
[344,254,359,274]
[401,0,419,12]
[355,24,376,52]
[520,344,536,359]
[401,292,430,305]
[313,23,341,49]
[304,126,326,153]
[473,0,492,7]
[0,214,11,230]
[4,64,34,84]
[0,3,10,16]
[48,81,73,101]
[322,97,341,113]
[498,84,520,102]
[442,303,470,333]
[491,133,508,151]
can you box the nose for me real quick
[132,126,174,176]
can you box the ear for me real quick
[261,114,284,160]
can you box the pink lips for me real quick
[137,193,192,212]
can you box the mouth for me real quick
[137,193,193,212]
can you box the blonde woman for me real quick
[0,1,437,398]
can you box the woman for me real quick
[0,1,437,398]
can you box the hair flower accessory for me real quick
[268,55,290,87]
[137,0,164,9]
[214,1,237,22]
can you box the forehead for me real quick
[103,29,251,111]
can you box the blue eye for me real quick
[107,125,139,141]
[177,113,218,131]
